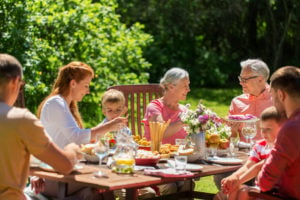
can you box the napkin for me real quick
[144,168,194,178]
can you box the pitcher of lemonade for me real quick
[112,144,135,174]
[111,130,137,174]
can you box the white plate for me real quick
[167,160,203,171]
[207,157,243,165]
[134,166,156,171]
[39,163,83,171]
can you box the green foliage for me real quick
[1,0,152,125]
[116,0,300,87]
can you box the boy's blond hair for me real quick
[101,89,125,108]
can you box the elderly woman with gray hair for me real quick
[143,67,192,196]
[143,67,190,145]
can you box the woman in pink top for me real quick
[143,67,190,145]
[143,67,191,196]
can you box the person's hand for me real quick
[108,116,128,131]
[120,107,128,117]
[64,143,82,160]
[30,176,45,194]
[221,174,240,194]
[228,121,242,137]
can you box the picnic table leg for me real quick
[125,188,138,200]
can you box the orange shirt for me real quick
[229,85,273,141]
[0,103,50,200]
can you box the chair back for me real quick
[107,84,163,137]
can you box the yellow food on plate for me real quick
[178,148,194,155]
[133,135,151,146]
[160,153,171,159]
[136,150,160,159]
[218,138,230,149]
[133,135,141,142]
[208,133,220,144]
[80,143,96,155]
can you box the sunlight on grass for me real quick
[195,176,219,194]
[181,87,241,117]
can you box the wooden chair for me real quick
[107,84,163,137]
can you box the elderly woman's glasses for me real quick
[238,76,259,83]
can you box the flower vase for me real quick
[190,132,206,159]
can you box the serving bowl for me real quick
[135,157,160,166]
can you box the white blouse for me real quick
[40,95,91,148]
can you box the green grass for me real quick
[195,176,219,194]
[182,87,241,117]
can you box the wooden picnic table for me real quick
[30,152,248,200]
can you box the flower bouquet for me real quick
[180,101,231,152]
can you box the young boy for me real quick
[215,106,286,200]
[101,89,156,199]
[100,89,131,136]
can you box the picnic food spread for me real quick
[149,120,171,151]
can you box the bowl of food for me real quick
[80,143,99,163]
[135,150,160,166]
[135,157,160,166]
[138,145,151,151]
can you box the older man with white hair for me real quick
[214,59,273,191]
[229,59,273,141]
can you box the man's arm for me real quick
[34,142,79,174]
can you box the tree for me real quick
[0,0,153,125]
[116,0,300,86]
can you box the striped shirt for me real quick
[249,140,272,163]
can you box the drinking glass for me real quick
[175,138,186,146]
[93,136,109,177]
[229,135,240,157]
[175,139,186,151]
[242,122,257,150]
[209,143,219,158]
[174,155,187,172]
